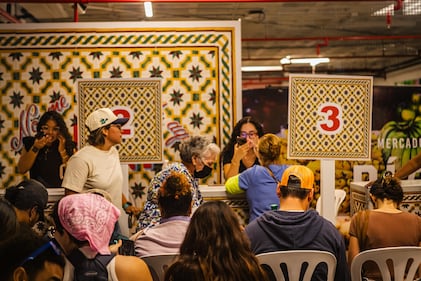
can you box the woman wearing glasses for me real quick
[18,110,76,188]
[221,116,264,180]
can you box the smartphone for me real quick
[118,239,135,256]
[236,136,247,145]
[35,131,45,139]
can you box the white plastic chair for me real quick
[350,246,421,281]
[141,253,179,281]
[256,250,337,281]
[316,189,346,216]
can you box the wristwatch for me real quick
[31,146,39,153]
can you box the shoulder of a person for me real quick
[115,255,151,279]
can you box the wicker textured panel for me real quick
[78,79,162,162]
[288,74,372,160]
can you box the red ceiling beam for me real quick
[0,0,390,2]
[243,35,421,42]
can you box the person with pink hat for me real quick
[51,193,152,281]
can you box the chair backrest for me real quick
[256,250,337,281]
[350,246,421,281]
[316,189,346,216]
[141,253,179,281]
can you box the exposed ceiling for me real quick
[1,1,421,85]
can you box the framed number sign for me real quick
[78,78,163,163]
[288,74,373,160]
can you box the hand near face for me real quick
[57,134,66,152]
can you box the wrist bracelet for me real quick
[123,202,132,210]
[31,146,39,153]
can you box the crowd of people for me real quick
[1,109,421,281]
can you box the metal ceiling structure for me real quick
[1,0,421,85]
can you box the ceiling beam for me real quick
[3,0,390,3]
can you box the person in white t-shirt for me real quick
[62,108,140,218]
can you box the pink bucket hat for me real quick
[58,193,120,255]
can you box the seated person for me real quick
[133,172,192,257]
[0,198,19,242]
[0,225,65,281]
[5,179,48,235]
[165,201,268,281]
[51,193,153,281]
[348,177,421,280]
[225,133,288,222]
[245,165,350,281]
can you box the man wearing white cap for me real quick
[62,108,139,219]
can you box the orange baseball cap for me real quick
[280,165,314,189]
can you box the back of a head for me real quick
[0,198,19,242]
[0,225,65,281]
[164,255,205,281]
[179,201,267,281]
[180,201,247,258]
[52,193,120,255]
[158,172,193,217]
[369,177,403,204]
[279,165,314,199]
[258,133,282,165]
[5,179,48,219]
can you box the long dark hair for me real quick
[37,111,75,157]
[221,116,264,161]
[178,201,268,281]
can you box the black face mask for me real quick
[194,165,213,178]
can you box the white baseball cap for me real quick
[85,108,129,131]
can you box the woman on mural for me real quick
[220,116,264,180]
[17,110,76,188]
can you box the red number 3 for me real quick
[316,103,343,135]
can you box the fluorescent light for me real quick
[280,56,330,66]
[241,66,283,72]
[144,2,153,18]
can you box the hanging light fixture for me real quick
[280,56,330,66]
[144,2,153,18]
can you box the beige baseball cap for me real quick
[85,108,128,131]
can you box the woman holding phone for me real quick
[18,110,76,188]
[220,116,264,180]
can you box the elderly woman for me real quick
[137,136,220,230]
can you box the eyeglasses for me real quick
[239,131,258,138]
[19,240,62,266]
[41,125,60,132]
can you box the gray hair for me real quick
[179,136,219,163]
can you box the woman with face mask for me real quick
[137,136,220,231]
